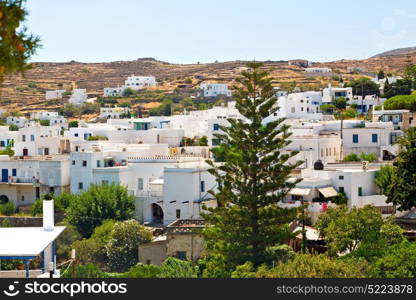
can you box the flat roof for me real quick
[0,226,65,257]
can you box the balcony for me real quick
[1,177,40,186]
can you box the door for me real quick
[1,169,8,183]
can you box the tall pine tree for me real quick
[202,62,303,271]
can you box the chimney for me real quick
[43,200,54,231]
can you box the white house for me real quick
[103,87,124,97]
[285,163,396,216]
[0,155,70,207]
[305,67,332,73]
[199,83,232,98]
[45,90,65,100]
[14,125,63,157]
[68,89,87,106]
[125,75,157,90]
[0,126,18,150]
[7,116,28,128]
[100,106,132,119]
[342,122,402,160]
[322,84,353,102]
[30,111,67,128]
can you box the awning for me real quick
[318,187,338,198]
[289,188,311,196]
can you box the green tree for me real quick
[62,263,104,278]
[383,79,412,98]
[377,70,385,79]
[320,103,336,114]
[0,0,41,84]
[197,136,208,146]
[316,205,401,258]
[202,62,302,270]
[371,241,416,278]
[383,94,416,112]
[404,64,416,89]
[106,219,152,272]
[66,184,135,237]
[253,255,369,278]
[56,224,82,261]
[8,124,18,131]
[39,119,50,126]
[375,165,397,196]
[346,77,380,96]
[68,120,78,128]
[121,88,135,97]
[378,127,416,211]
[333,96,347,110]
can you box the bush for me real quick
[87,135,108,141]
[106,220,153,272]
[62,263,104,278]
[39,119,50,126]
[9,124,18,131]
[69,120,78,128]
[108,263,161,278]
[382,94,416,112]
[56,224,82,261]
[157,257,199,278]
[0,202,15,215]
[343,153,360,161]
[253,255,369,278]
[66,184,135,237]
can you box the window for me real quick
[372,134,378,143]
[12,169,16,176]
[78,182,83,190]
[21,196,24,202]
[213,123,220,131]
[176,251,187,260]
[291,107,295,113]
[96,160,101,168]
[0,141,5,147]
[101,180,108,186]
[138,178,144,191]
[176,209,181,219]
[338,175,344,180]
[200,181,205,192]
[50,187,55,194]
[74,133,79,137]
[22,135,26,142]
[358,187,363,196]
[82,160,87,167]
[339,187,344,194]
[30,134,35,141]
[72,160,75,165]
[321,148,324,157]
[352,134,359,143]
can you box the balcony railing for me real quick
[7,177,39,184]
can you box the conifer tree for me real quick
[0,0,40,83]
[202,62,303,269]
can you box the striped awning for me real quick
[318,187,338,198]
[289,188,311,196]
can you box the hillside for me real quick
[371,46,416,58]
[0,53,415,113]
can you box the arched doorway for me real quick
[151,203,164,224]
[0,195,9,204]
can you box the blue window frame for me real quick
[353,134,359,143]
[0,141,4,147]
[12,169,17,176]
[213,123,220,131]
[372,134,378,143]
[30,134,35,141]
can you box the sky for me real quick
[25,0,416,64]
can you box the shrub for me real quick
[9,124,18,131]
[69,120,78,128]
[87,135,108,141]
[106,220,153,272]
[0,202,15,215]
[157,257,199,278]
[343,153,360,161]
[39,119,50,126]
[66,184,135,237]
[383,94,416,111]
[62,263,104,278]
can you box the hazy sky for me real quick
[25,0,416,64]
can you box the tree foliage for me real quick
[66,184,135,237]
[378,128,416,211]
[346,78,380,96]
[106,219,152,272]
[0,0,41,83]
[202,62,302,269]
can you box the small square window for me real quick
[338,176,344,180]
[176,209,181,219]
[176,251,187,260]
[353,134,359,143]
[72,160,76,165]
[82,160,87,167]
[78,182,84,190]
